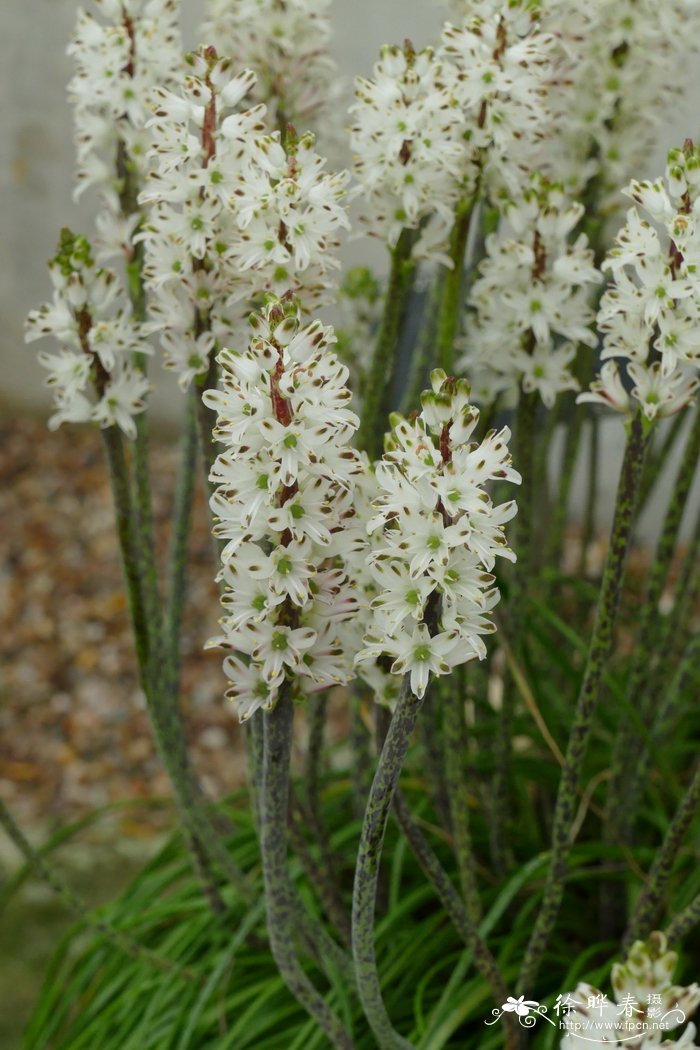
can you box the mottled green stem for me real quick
[436,201,474,373]
[516,412,651,994]
[636,410,688,515]
[392,791,519,1050]
[443,694,481,922]
[305,693,327,830]
[666,892,700,945]
[546,398,587,572]
[261,688,356,1049]
[0,797,192,979]
[579,416,600,576]
[165,385,198,664]
[103,427,247,906]
[357,229,416,459]
[102,427,151,675]
[418,687,452,833]
[491,389,538,871]
[352,677,421,1050]
[349,686,373,820]
[606,406,700,837]
[624,757,700,950]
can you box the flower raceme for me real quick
[580,143,700,422]
[68,0,183,211]
[25,230,150,438]
[199,0,336,131]
[205,297,366,721]
[460,175,601,408]
[356,371,521,700]
[139,48,350,388]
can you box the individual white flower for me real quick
[205,297,365,720]
[356,370,520,701]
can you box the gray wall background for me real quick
[2,0,699,538]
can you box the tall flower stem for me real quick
[392,791,520,1050]
[491,388,538,871]
[636,409,688,515]
[579,416,600,575]
[623,756,700,950]
[261,687,356,1050]
[443,694,481,922]
[516,412,651,995]
[102,426,249,906]
[545,398,587,572]
[349,686,373,820]
[666,891,700,945]
[606,406,700,838]
[352,676,422,1050]
[165,385,199,666]
[305,694,328,831]
[357,229,416,459]
[436,200,474,373]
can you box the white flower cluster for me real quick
[199,0,336,130]
[349,6,558,259]
[561,933,700,1050]
[449,1,700,209]
[25,231,150,438]
[68,0,182,211]
[349,43,469,259]
[356,371,520,700]
[580,145,700,422]
[440,5,557,195]
[140,49,350,388]
[204,297,365,721]
[460,177,601,408]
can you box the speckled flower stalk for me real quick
[261,686,356,1050]
[391,790,519,1050]
[352,675,422,1050]
[356,228,416,459]
[516,410,651,995]
[667,892,700,946]
[606,406,700,840]
[435,199,475,374]
[624,754,700,950]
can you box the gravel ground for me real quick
[0,416,251,844]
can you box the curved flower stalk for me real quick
[560,933,700,1049]
[199,0,337,132]
[205,295,363,718]
[351,372,520,1050]
[580,143,700,422]
[68,0,183,213]
[460,175,601,410]
[25,231,149,438]
[140,48,350,388]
